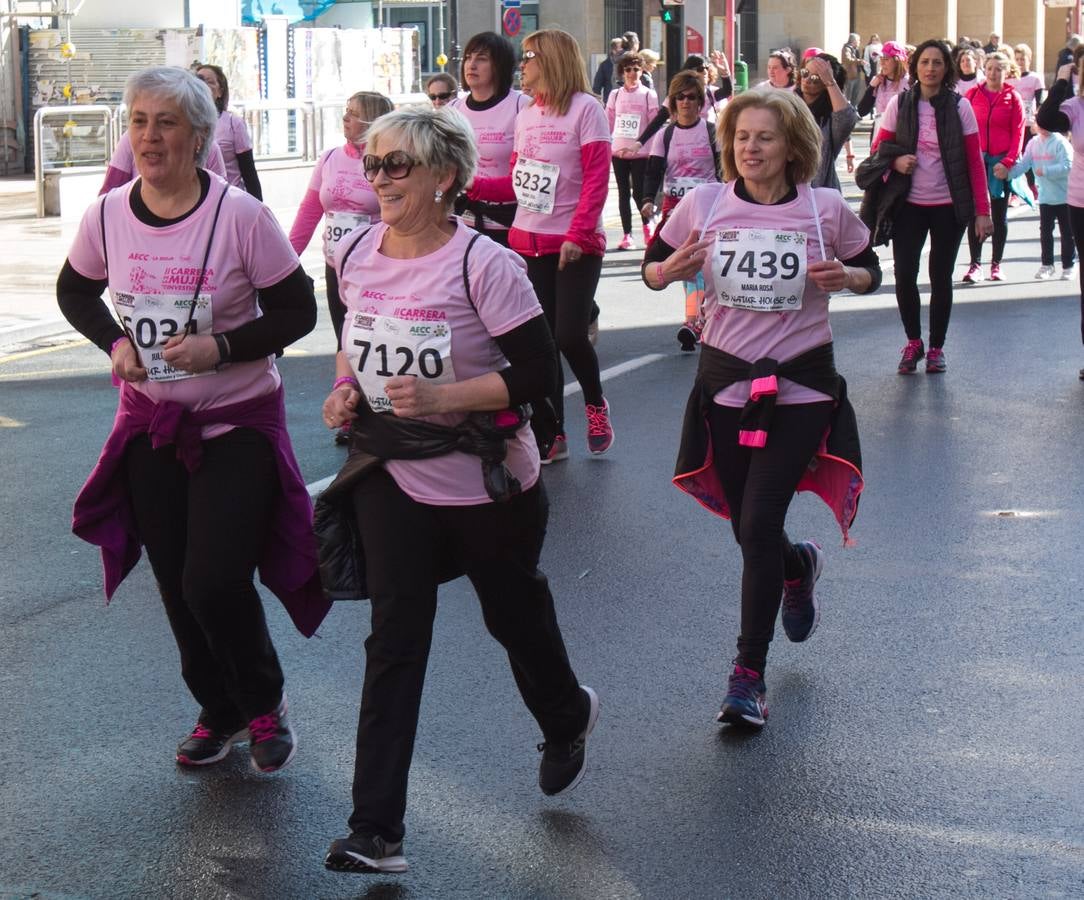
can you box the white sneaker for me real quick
[1062,266,1076,281]
[1035,265,1055,280]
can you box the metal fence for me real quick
[32,95,429,215]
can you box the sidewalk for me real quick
[0,128,873,354]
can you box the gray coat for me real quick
[812,104,859,191]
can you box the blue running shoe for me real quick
[717,665,768,727]
[781,540,823,643]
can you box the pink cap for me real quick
[881,41,907,59]
[802,47,823,61]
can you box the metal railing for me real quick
[233,99,314,163]
[34,104,114,217]
[34,95,432,215]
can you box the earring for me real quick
[434,188,444,203]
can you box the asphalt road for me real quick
[1,232,1083,899]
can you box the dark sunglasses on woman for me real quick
[362,151,419,182]
[428,91,454,101]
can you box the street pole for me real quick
[449,0,460,77]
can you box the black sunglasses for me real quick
[428,91,454,101]
[362,151,419,182]
[675,91,699,102]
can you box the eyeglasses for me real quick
[428,91,454,101]
[521,50,539,62]
[624,65,643,71]
[362,150,419,182]
[674,92,699,102]
[699,65,711,72]
[799,69,822,82]
[342,112,371,124]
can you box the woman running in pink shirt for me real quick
[481,28,614,462]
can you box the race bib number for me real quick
[323,211,370,257]
[664,176,707,200]
[111,290,214,382]
[345,312,457,413]
[613,113,641,140]
[711,228,807,313]
[512,158,560,215]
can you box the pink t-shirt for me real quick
[66,176,299,437]
[215,110,254,189]
[334,220,542,505]
[451,91,527,179]
[109,130,226,180]
[306,143,381,264]
[647,119,718,201]
[660,181,870,406]
[512,92,611,238]
[953,74,985,95]
[606,83,659,156]
[1008,73,1044,122]
[874,75,908,116]
[878,94,979,205]
[1059,96,1084,206]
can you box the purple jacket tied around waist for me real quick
[71,382,330,636]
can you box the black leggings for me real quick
[968,195,1009,265]
[348,470,584,843]
[709,401,835,675]
[124,428,284,731]
[1070,206,1084,344]
[891,202,966,349]
[1039,203,1075,268]
[325,263,345,352]
[612,156,649,236]
[524,254,604,430]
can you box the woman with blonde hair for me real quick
[963,51,1026,283]
[641,89,880,727]
[1008,43,1045,197]
[507,29,614,460]
[640,47,660,89]
[289,92,393,346]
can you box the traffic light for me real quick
[660,3,676,24]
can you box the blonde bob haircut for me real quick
[717,89,822,186]
[522,29,590,116]
[364,105,478,207]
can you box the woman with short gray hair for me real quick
[57,65,323,776]
[321,105,596,875]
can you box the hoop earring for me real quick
[434,188,444,204]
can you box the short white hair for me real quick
[124,66,218,166]
[364,105,478,206]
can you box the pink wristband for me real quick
[655,262,666,288]
[333,376,360,392]
[109,335,128,356]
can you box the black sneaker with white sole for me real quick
[325,832,409,874]
[537,685,599,796]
